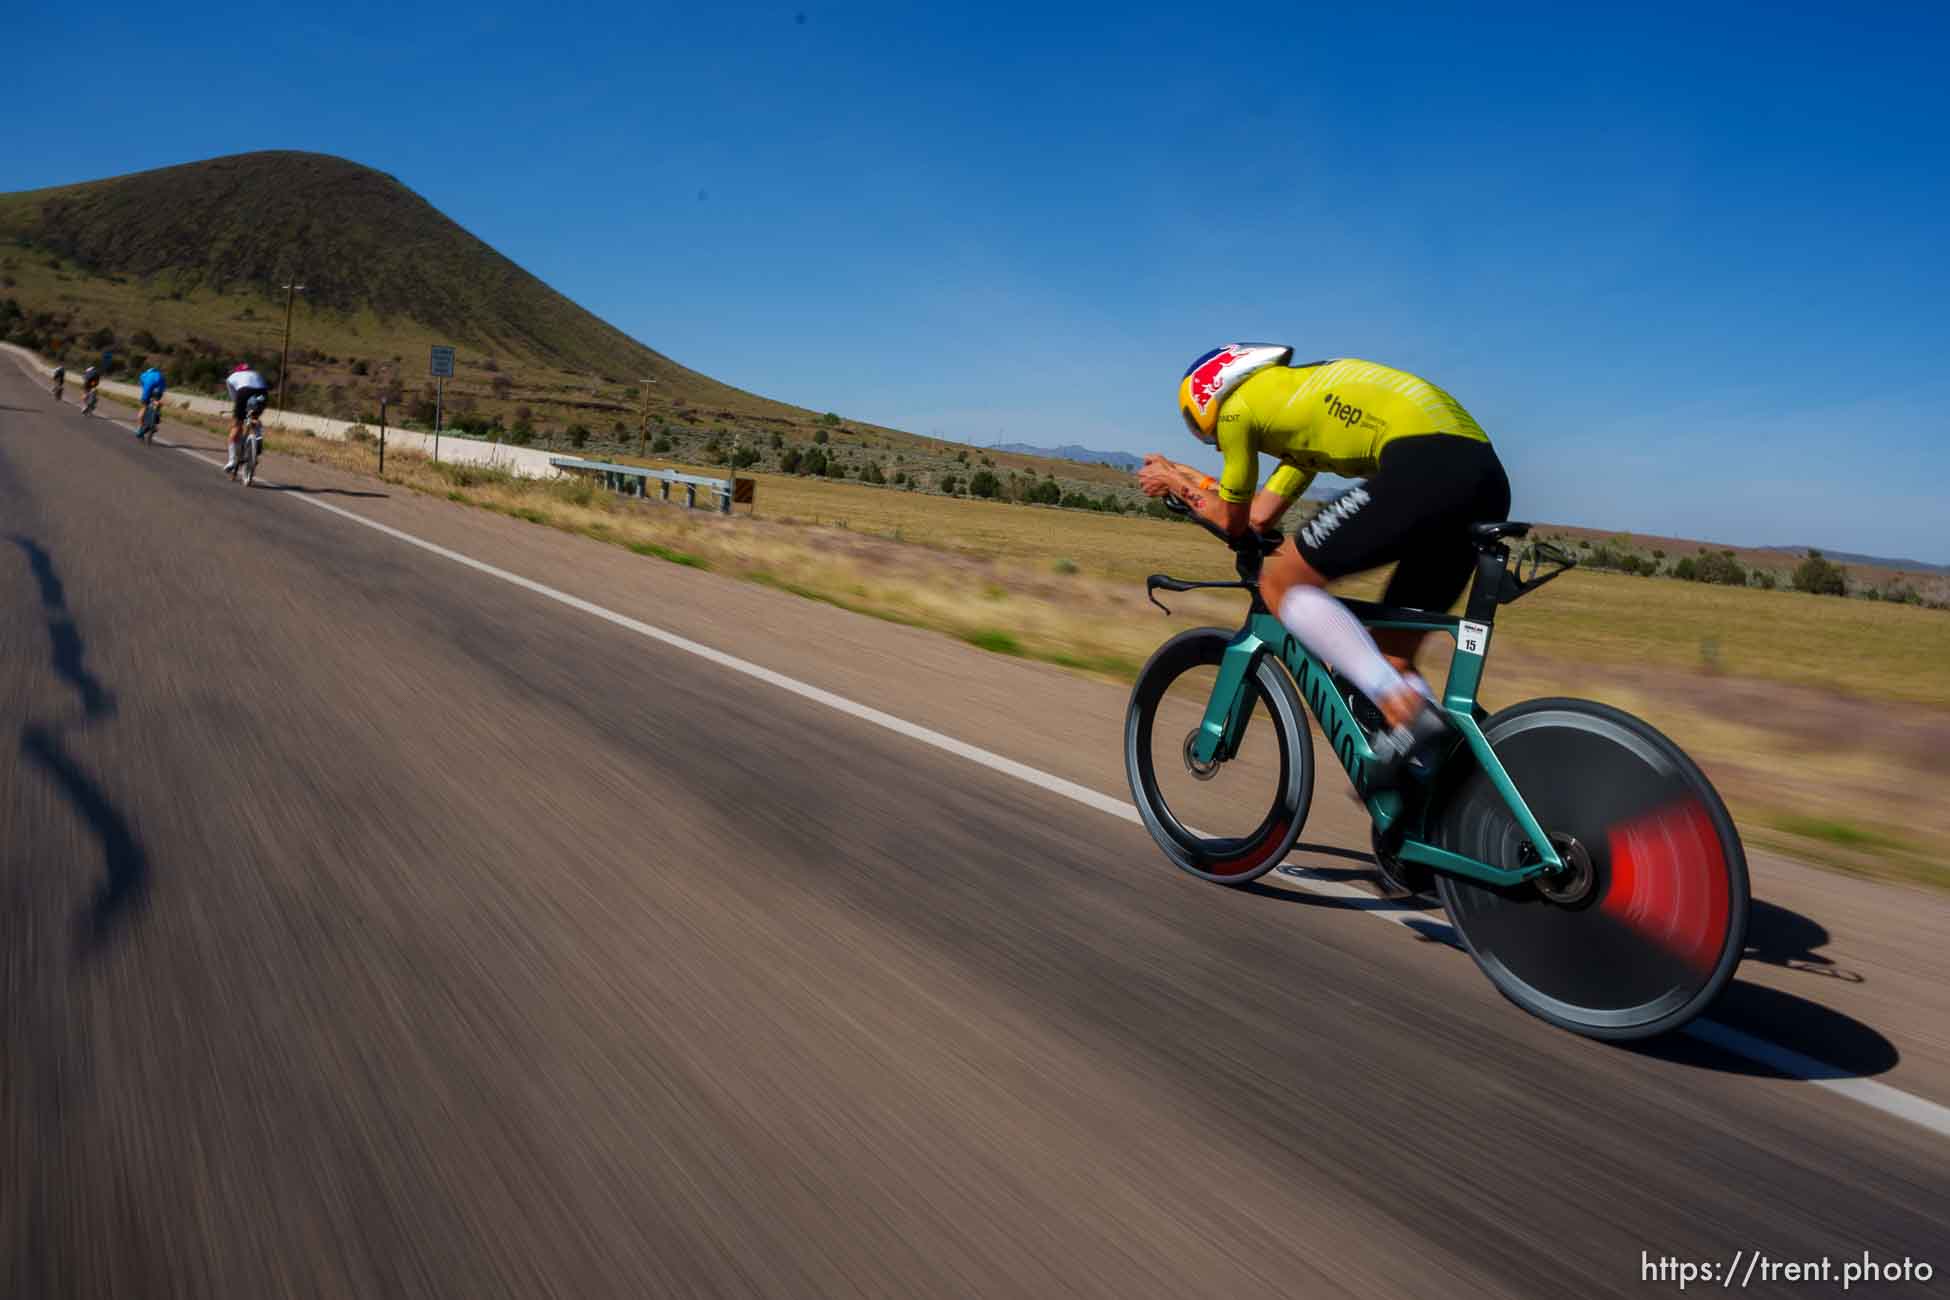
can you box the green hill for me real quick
[0,152,1146,505]
[0,151,776,407]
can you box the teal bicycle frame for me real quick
[1182,585,1568,888]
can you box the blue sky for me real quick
[8,0,1948,559]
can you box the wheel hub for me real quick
[1182,729,1221,781]
[1526,832,1597,907]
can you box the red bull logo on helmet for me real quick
[1184,346,1247,418]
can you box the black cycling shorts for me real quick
[231,387,268,420]
[1294,434,1511,613]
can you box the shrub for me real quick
[802,448,829,477]
[779,446,803,473]
[813,428,829,445]
[1693,550,1747,586]
[968,470,1001,499]
[569,424,591,449]
[351,359,370,376]
[893,471,909,485]
[1752,570,1778,591]
[1792,549,1848,596]
[769,431,784,449]
[860,461,886,484]
[491,375,513,400]
[1053,558,1079,575]
[730,446,760,469]
[938,473,959,495]
[346,424,372,444]
[818,411,841,426]
[507,426,535,446]
[652,435,673,452]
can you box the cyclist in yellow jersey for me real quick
[1139,345,1511,775]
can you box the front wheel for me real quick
[1125,627,1314,885]
[1431,698,1748,1040]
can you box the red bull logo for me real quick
[1185,346,1246,417]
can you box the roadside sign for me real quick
[429,345,455,378]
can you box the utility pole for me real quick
[277,281,307,416]
[637,377,657,458]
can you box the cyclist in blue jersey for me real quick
[137,364,167,437]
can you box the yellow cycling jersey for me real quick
[1215,359,1490,503]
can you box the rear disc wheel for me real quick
[1433,699,1748,1040]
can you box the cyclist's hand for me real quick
[1138,455,1177,498]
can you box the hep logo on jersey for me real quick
[1324,392,1363,427]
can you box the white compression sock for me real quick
[1277,586,1406,703]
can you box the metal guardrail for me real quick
[549,456,752,513]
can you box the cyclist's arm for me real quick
[1137,455,1249,535]
[1251,463,1314,529]
[1208,419,1261,538]
[1249,487,1299,531]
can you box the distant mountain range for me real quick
[1759,546,1949,576]
[989,443,1144,472]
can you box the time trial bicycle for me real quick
[1124,497,1749,1040]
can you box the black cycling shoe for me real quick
[1367,704,1454,789]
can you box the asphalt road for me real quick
[3,366,1946,1298]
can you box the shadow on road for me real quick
[1637,980,1899,1080]
[1743,898,1864,983]
[1246,844,1445,916]
[10,533,151,948]
[257,483,389,499]
[1252,843,1900,1078]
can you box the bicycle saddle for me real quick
[1469,520,1532,544]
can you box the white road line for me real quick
[1684,1020,1950,1136]
[173,443,1950,1142]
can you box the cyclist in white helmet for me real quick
[224,362,269,476]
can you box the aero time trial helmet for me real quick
[1177,343,1292,442]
